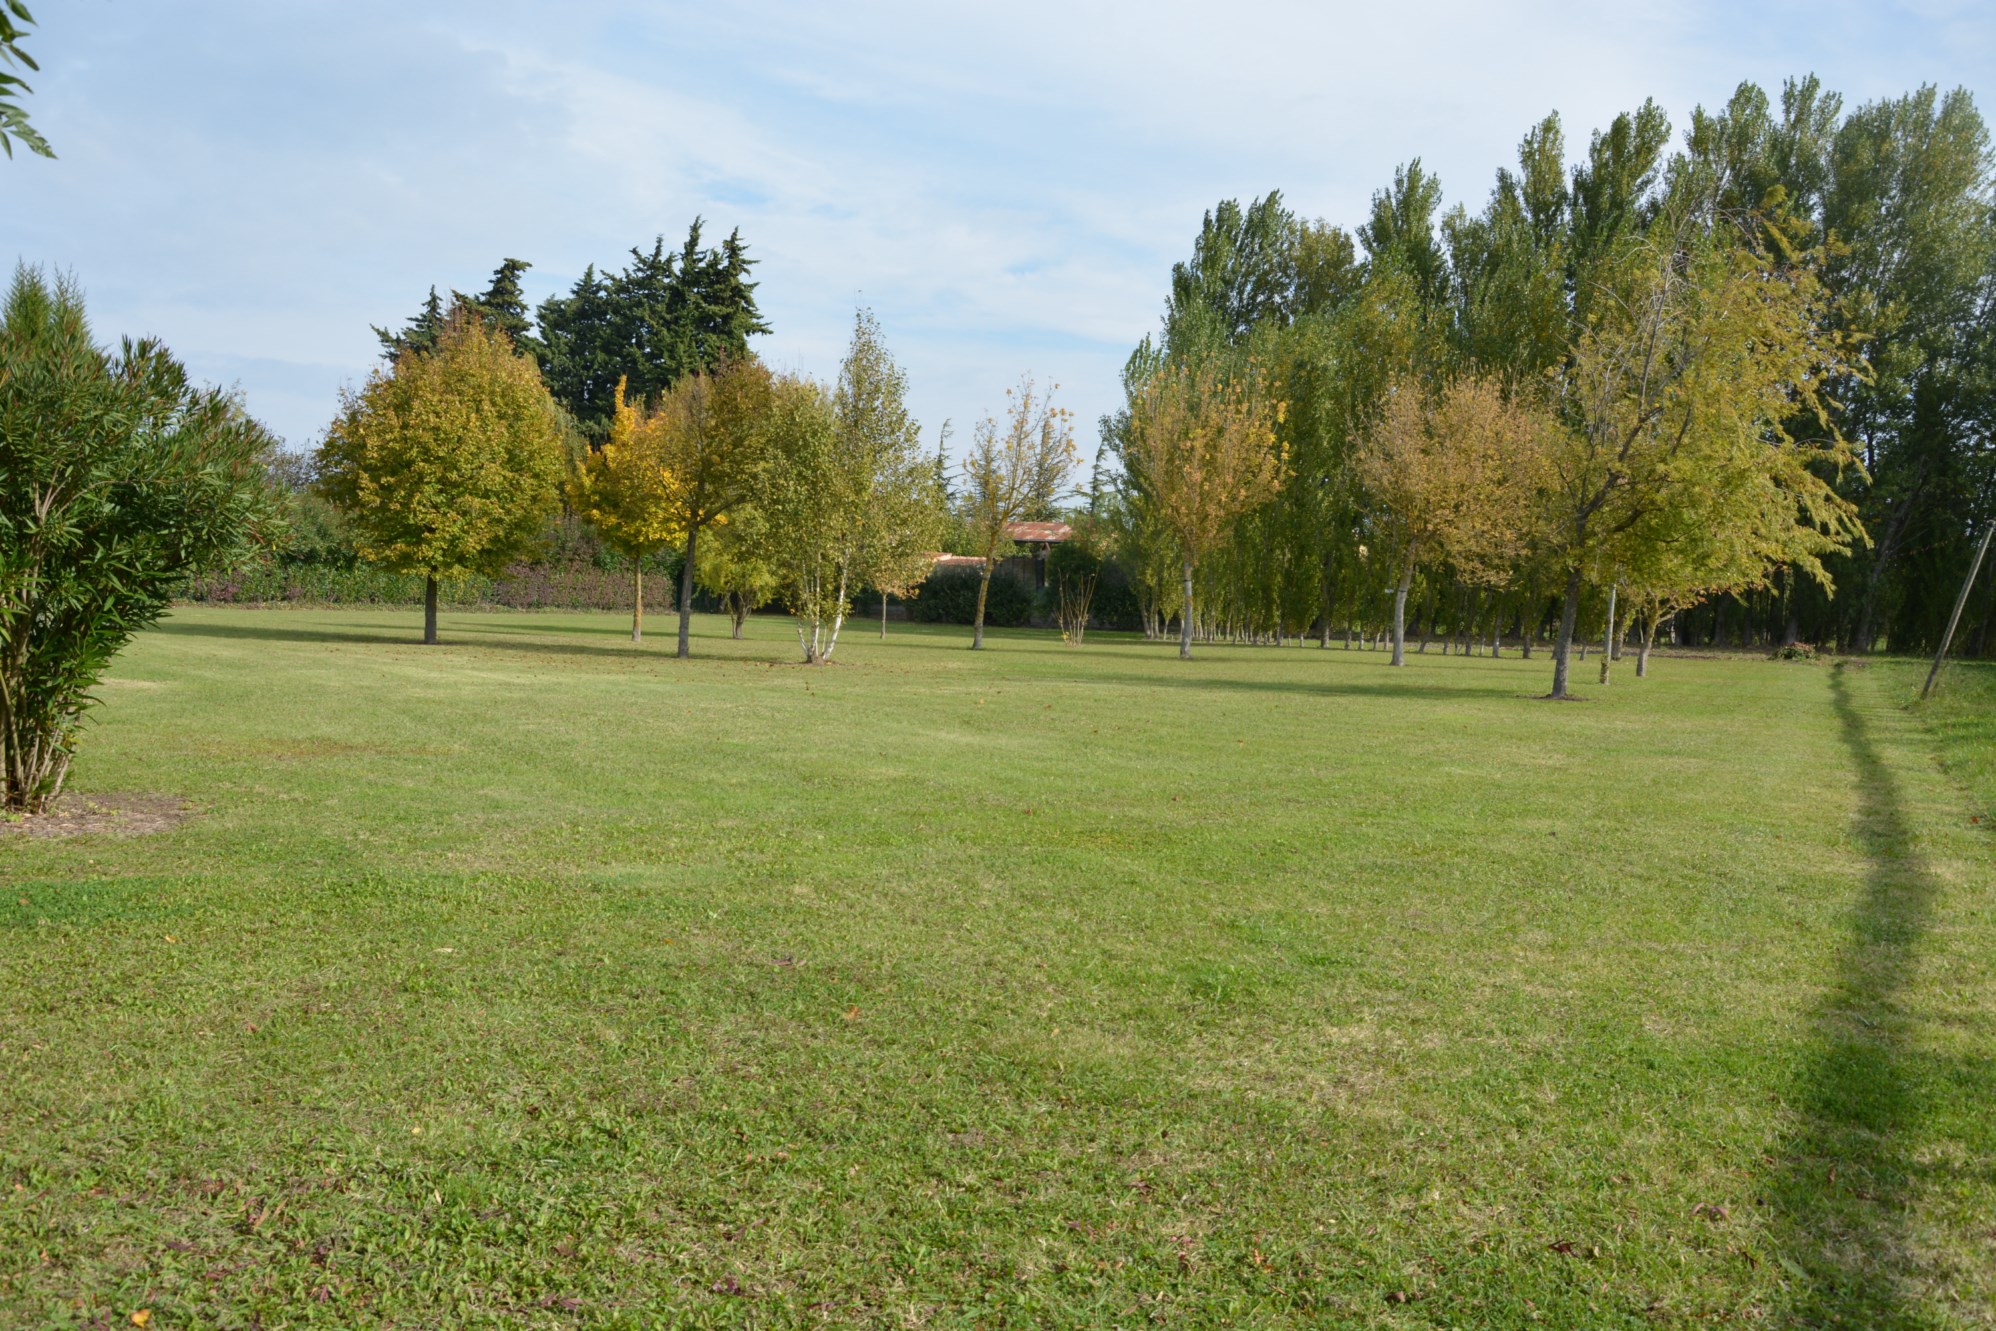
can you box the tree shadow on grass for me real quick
[147,617,780,665]
[1058,665,1502,704]
[1763,664,1951,1327]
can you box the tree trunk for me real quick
[729,593,748,639]
[1390,547,1414,666]
[972,566,992,649]
[632,565,643,643]
[423,574,439,645]
[677,524,699,660]
[1637,617,1655,677]
[1180,559,1196,660]
[880,592,888,639]
[1549,565,1583,699]
[1599,584,1617,684]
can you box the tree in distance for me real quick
[1540,225,1864,697]
[959,377,1075,649]
[759,310,944,663]
[318,309,567,645]
[1358,375,1549,666]
[652,358,777,660]
[569,377,687,643]
[696,502,778,639]
[1122,355,1285,659]
[0,267,276,810]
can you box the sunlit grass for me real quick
[2,609,1991,1328]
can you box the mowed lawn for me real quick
[3,608,1993,1330]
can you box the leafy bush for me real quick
[1770,642,1818,661]
[0,268,276,810]
[908,565,1034,626]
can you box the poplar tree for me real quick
[319,311,567,644]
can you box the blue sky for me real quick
[7,1,1992,467]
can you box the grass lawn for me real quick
[3,608,1993,1329]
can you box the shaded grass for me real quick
[1,610,1992,1328]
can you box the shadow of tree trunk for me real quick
[1766,665,1941,1327]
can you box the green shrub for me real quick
[908,565,1034,626]
[0,268,276,810]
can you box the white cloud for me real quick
[6,0,1988,462]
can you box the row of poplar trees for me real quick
[320,222,943,664]
[1100,76,1994,694]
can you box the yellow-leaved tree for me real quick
[570,377,688,642]
[1121,354,1285,659]
[1357,375,1551,666]
[319,308,567,644]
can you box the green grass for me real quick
[3,609,1993,1329]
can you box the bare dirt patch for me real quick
[1,793,195,839]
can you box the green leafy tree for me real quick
[695,504,778,639]
[0,268,276,810]
[654,358,778,659]
[319,311,567,644]
[0,1,51,160]
[757,311,942,662]
[1541,225,1864,696]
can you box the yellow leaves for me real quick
[571,376,691,558]
[129,1312,150,1327]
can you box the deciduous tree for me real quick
[1358,375,1549,665]
[959,377,1075,648]
[319,311,566,644]
[1121,355,1285,659]
[569,377,686,642]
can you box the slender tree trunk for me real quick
[1922,522,1995,699]
[423,574,439,645]
[677,524,699,660]
[1390,547,1414,666]
[1599,584,1617,684]
[1549,565,1583,699]
[1637,617,1655,677]
[632,565,643,643]
[972,566,992,649]
[1417,583,1437,653]
[1180,559,1196,661]
[880,592,888,639]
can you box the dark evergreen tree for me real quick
[455,258,538,352]
[372,286,445,362]
[534,219,769,437]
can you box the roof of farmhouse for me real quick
[1004,521,1073,544]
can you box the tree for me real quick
[0,268,275,810]
[0,1,51,160]
[319,310,567,644]
[569,377,687,642]
[695,504,778,639]
[959,378,1076,648]
[653,358,777,659]
[757,311,943,663]
[1358,375,1549,665]
[374,287,446,362]
[536,222,772,438]
[455,259,539,353]
[836,310,945,635]
[1540,225,1864,697]
[1121,355,1285,658]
